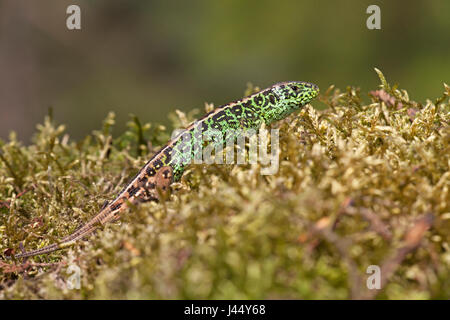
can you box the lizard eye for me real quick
[291,86,299,92]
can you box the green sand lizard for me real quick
[11,81,319,259]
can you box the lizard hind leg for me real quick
[155,166,174,201]
[138,166,174,203]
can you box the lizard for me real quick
[10,81,319,259]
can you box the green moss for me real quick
[0,70,449,299]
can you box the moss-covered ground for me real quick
[0,70,449,299]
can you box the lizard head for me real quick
[262,81,319,124]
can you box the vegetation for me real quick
[0,70,449,299]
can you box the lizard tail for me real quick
[13,221,100,259]
[14,243,66,259]
[10,196,126,259]
[12,199,124,259]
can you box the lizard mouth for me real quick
[306,83,320,100]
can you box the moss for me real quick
[0,70,449,299]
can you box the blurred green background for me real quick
[0,0,449,142]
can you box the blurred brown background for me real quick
[0,0,449,142]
